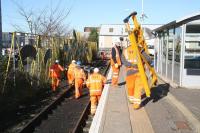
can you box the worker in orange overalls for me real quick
[110,39,122,86]
[121,45,143,109]
[49,60,64,91]
[86,68,107,115]
[67,60,76,85]
[74,61,86,99]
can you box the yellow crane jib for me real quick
[123,11,157,97]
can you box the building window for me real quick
[162,32,168,76]
[185,24,200,70]
[109,28,113,32]
[168,29,174,61]
[125,28,128,33]
[185,24,200,54]
[167,29,174,80]
[173,27,182,84]
[174,27,182,63]
[186,24,200,33]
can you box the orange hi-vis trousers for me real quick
[67,71,74,85]
[111,65,120,86]
[51,77,60,91]
[90,95,101,115]
[126,73,143,108]
[75,78,84,99]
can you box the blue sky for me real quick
[2,0,200,32]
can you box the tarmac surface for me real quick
[90,66,200,133]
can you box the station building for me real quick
[99,24,160,55]
[154,12,200,89]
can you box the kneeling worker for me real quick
[74,61,86,99]
[86,68,107,115]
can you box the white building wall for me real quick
[99,24,127,51]
[182,69,200,89]
[99,24,161,51]
[99,36,104,48]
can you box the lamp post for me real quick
[140,0,148,23]
[141,0,144,20]
[0,0,2,55]
[27,20,33,72]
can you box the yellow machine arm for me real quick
[123,12,157,97]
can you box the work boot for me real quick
[68,82,72,85]
[75,96,80,99]
[91,112,95,116]
[128,99,134,104]
[111,84,118,87]
[52,86,56,92]
[133,104,140,110]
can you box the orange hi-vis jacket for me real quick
[111,45,121,66]
[123,46,139,74]
[50,64,64,78]
[86,73,107,96]
[74,67,86,80]
[68,63,76,73]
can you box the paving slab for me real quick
[159,79,200,132]
[100,67,132,133]
[91,66,200,133]
[144,96,193,133]
[129,105,154,133]
[170,87,200,122]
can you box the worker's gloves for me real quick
[114,63,119,68]
[131,64,138,69]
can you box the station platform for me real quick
[89,66,200,133]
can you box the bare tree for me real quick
[11,0,72,36]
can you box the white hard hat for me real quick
[55,60,59,63]
[113,38,120,44]
[113,38,121,46]
[115,42,120,46]
[94,68,99,73]
[72,60,76,63]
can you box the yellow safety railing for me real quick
[123,12,157,97]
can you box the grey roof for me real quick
[154,11,200,32]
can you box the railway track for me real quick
[73,60,110,133]
[17,60,110,133]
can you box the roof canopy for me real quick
[154,11,200,32]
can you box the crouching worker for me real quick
[74,61,86,99]
[86,68,107,115]
[49,60,64,91]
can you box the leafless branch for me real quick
[11,0,71,37]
